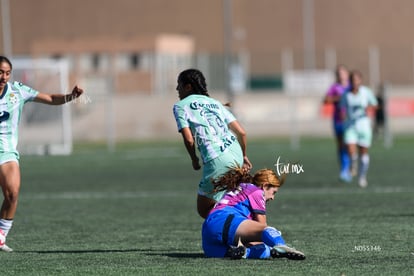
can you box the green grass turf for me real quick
[1,136,413,275]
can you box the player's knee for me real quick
[2,190,19,205]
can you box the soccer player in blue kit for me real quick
[202,168,305,260]
[324,65,351,182]
[173,69,252,218]
[0,56,84,252]
[340,70,378,187]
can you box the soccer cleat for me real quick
[358,176,368,188]
[226,244,246,259]
[271,245,306,260]
[0,244,13,252]
[225,237,246,259]
[339,170,352,183]
[0,229,13,252]
[0,229,6,247]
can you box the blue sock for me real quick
[261,227,285,247]
[245,244,271,259]
[340,147,350,173]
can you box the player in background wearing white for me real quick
[0,56,84,252]
[340,70,377,187]
[173,69,252,219]
[323,65,351,182]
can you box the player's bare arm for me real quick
[34,85,84,105]
[253,213,267,225]
[228,121,252,171]
[181,127,201,170]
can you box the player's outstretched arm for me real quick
[34,85,84,105]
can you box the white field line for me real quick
[122,147,184,160]
[20,186,413,200]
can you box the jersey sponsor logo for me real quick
[0,111,10,122]
[219,135,236,152]
[189,101,219,111]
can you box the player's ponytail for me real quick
[212,165,252,193]
[178,69,210,97]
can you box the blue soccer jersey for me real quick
[202,183,267,258]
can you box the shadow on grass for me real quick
[17,248,148,254]
[17,249,206,258]
[147,252,206,258]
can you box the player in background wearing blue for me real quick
[324,65,351,182]
[173,69,252,219]
[340,70,377,188]
[0,56,84,252]
[202,168,305,260]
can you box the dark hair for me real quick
[0,56,12,70]
[178,69,209,97]
[349,70,363,90]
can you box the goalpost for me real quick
[12,58,73,155]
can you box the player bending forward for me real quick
[202,168,305,260]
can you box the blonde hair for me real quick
[212,167,284,193]
[252,169,285,188]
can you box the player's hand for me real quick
[192,158,201,170]
[71,85,84,99]
[242,156,252,173]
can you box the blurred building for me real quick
[1,0,414,93]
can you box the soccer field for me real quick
[2,136,413,275]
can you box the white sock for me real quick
[0,219,13,236]
[359,154,370,178]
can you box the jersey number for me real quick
[0,111,10,122]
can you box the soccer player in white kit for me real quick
[173,69,252,218]
[0,56,84,252]
[340,70,377,187]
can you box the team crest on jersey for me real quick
[8,93,18,104]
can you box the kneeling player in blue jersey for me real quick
[202,168,305,260]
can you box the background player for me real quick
[324,64,351,182]
[173,69,252,218]
[0,56,84,252]
[340,70,377,187]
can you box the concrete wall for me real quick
[68,87,414,143]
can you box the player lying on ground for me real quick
[201,168,305,260]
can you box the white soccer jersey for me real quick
[0,81,39,155]
[340,86,377,127]
[173,94,237,164]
